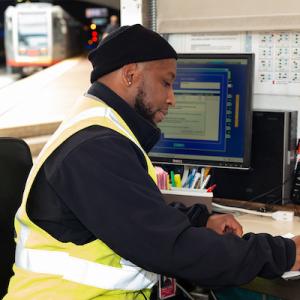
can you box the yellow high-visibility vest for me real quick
[4,95,158,300]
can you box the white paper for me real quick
[168,33,246,53]
[281,233,300,280]
[120,0,142,26]
[252,32,300,96]
[168,31,300,96]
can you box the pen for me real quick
[187,168,197,188]
[207,184,217,192]
[204,167,211,178]
[170,171,176,187]
[184,168,195,188]
[174,174,182,188]
[190,172,200,189]
[199,168,205,187]
[200,174,211,189]
[181,166,189,187]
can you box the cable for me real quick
[248,176,292,202]
[212,202,272,216]
[262,197,283,205]
[212,202,294,221]
[176,282,194,300]
[210,290,218,300]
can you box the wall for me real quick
[157,0,300,33]
[155,0,300,136]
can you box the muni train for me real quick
[4,2,82,73]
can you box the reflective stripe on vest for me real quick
[16,243,157,290]
[15,100,158,291]
[38,105,149,165]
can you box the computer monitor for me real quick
[149,53,254,169]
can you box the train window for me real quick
[18,12,48,49]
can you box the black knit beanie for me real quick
[88,24,178,83]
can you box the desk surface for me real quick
[234,213,300,236]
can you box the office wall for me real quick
[155,0,300,136]
[157,0,300,33]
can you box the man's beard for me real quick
[134,87,156,125]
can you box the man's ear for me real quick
[121,63,139,87]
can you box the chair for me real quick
[0,137,32,298]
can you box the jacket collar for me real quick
[87,81,161,153]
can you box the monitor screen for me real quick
[149,53,254,169]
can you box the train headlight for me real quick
[40,47,47,54]
[19,48,26,54]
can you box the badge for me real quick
[158,275,176,299]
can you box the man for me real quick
[4,24,300,300]
[102,15,119,39]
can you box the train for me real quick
[4,2,82,73]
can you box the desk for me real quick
[166,195,300,298]
[234,213,300,236]
[234,213,300,300]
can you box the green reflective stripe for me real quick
[15,223,158,290]
[16,245,158,290]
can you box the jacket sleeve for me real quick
[48,133,296,288]
[169,202,211,227]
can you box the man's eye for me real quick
[163,81,171,87]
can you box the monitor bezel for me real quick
[149,53,254,170]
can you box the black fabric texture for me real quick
[169,202,211,227]
[88,24,178,83]
[27,81,296,288]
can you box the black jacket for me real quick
[27,81,295,288]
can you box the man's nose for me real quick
[167,88,176,107]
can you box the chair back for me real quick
[0,137,32,298]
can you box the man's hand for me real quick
[291,236,300,271]
[206,214,243,237]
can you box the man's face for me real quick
[134,59,176,125]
